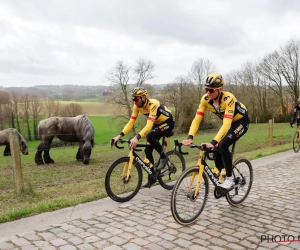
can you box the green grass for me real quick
[0,122,295,223]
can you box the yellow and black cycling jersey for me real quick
[188,91,248,143]
[122,98,172,138]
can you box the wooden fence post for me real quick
[8,128,24,194]
[268,119,273,147]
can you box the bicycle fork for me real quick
[122,149,134,183]
[187,151,205,199]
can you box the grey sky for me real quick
[0,0,300,87]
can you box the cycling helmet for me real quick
[205,73,224,88]
[131,87,148,97]
[298,98,300,103]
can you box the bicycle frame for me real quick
[188,147,217,198]
[187,143,236,198]
[115,135,181,182]
[122,148,154,182]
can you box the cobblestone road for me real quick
[0,150,300,250]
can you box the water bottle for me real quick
[143,158,153,168]
[219,168,226,182]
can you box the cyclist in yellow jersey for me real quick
[112,87,174,186]
[182,73,250,190]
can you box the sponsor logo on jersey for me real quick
[234,124,243,134]
[223,95,230,101]
[237,105,246,114]
[151,105,157,112]
[228,99,234,107]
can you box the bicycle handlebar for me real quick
[111,139,147,151]
[187,143,219,152]
[174,140,188,155]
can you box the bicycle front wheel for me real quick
[293,131,300,153]
[105,157,142,202]
[158,150,186,190]
[170,166,209,225]
[226,157,253,206]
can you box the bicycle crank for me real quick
[213,187,224,199]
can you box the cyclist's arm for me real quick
[121,106,139,136]
[211,96,235,146]
[187,96,207,140]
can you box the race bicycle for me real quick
[291,123,300,153]
[105,134,186,202]
[170,142,253,225]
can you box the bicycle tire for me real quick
[170,166,209,225]
[158,150,186,190]
[226,157,253,206]
[105,156,142,202]
[293,131,300,153]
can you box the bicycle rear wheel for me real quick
[105,157,142,202]
[226,157,253,206]
[158,150,186,190]
[170,166,209,225]
[293,131,300,153]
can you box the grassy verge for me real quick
[0,122,294,223]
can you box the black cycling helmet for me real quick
[205,73,224,88]
[131,87,148,97]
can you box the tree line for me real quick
[2,37,299,140]
[106,38,300,134]
[0,92,83,141]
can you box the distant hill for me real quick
[0,84,167,101]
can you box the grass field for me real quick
[0,122,294,223]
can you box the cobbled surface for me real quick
[0,151,300,250]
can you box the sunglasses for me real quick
[205,88,220,93]
[132,97,140,102]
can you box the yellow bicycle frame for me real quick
[187,150,205,198]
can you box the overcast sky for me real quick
[1,0,300,88]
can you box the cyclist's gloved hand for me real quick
[182,139,193,146]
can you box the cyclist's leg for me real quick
[144,144,154,164]
[219,116,250,189]
[147,118,174,170]
[213,152,224,173]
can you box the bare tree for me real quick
[11,92,21,132]
[106,59,155,136]
[189,58,216,99]
[259,51,287,114]
[19,94,32,141]
[134,58,155,86]
[29,96,44,140]
[280,38,300,104]
[61,103,83,117]
[164,76,198,133]
[45,98,61,117]
[0,90,10,129]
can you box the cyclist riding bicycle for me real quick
[182,73,250,189]
[112,86,174,187]
[290,98,300,127]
